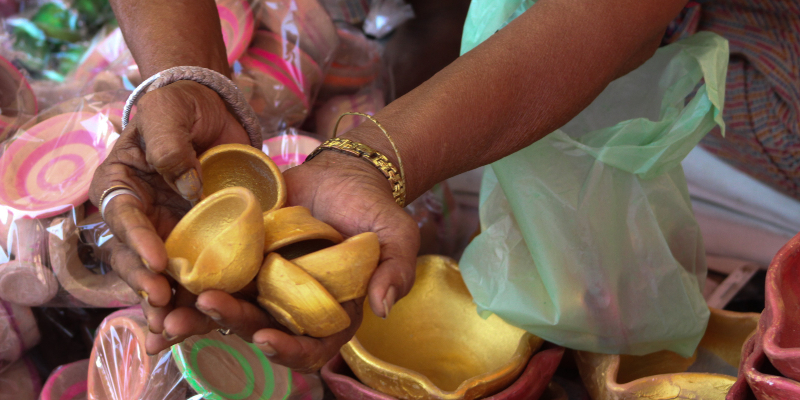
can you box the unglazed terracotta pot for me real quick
[253,0,339,66]
[0,301,39,374]
[341,255,541,400]
[0,357,40,400]
[575,308,760,400]
[40,359,89,400]
[0,218,58,306]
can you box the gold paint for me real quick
[256,253,351,337]
[199,144,286,214]
[262,206,343,256]
[165,186,265,294]
[575,308,760,400]
[293,232,380,302]
[341,255,540,400]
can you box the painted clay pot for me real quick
[319,25,381,98]
[293,232,380,302]
[0,301,39,374]
[322,347,564,400]
[0,218,59,306]
[249,30,324,99]
[575,308,760,400]
[0,55,37,141]
[262,133,322,171]
[257,252,351,337]
[198,143,286,215]
[341,255,540,400]
[0,357,40,400]
[318,0,371,24]
[87,307,186,400]
[165,186,265,294]
[254,0,339,66]
[262,206,342,258]
[49,213,138,307]
[216,0,255,65]
[40,359,89,400]
[727,329,800,400]
[314,90,385,139]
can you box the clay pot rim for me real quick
[88,313,150,400]
[263,206,342,253]
[762,233,800,363]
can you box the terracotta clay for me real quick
[0,301,39,374]
[40,359,89,400]
[49,213,138,307]
[318,25,381,98]
[0,357,40,400]
[257,253,350,337]
[0,218,59,306]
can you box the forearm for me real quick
[342,0,687,201]
[110,0,230,78]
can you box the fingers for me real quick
[145,306,217,355]
[251,300,364,373]
[110,240,172,308]
[195,290,277,341]
[367,210,420,318]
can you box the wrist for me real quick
[304,149,396,201]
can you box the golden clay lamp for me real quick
[341,255,541,400]
[165,186,265,294]
[262,206,343,259]
[198,143,286,214]
[256,253,350,337]
[574,307,760,400]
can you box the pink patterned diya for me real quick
[217,0,255,65]
[254,0,339,66]
[0,357,40,400]
[40,359,89,400]
[0,301,39,374]
[321,347,564,400]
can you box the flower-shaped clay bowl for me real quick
[341,255,540,400]
[198,143,286,215]
[165,186,265,294]
[575,307,760,400]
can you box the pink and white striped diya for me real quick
[262,133,321,171]
[217,0,256,65]
[0,111,118,219]
[40,359,89,400]
[0,301,39,375]
[254,0,339,66]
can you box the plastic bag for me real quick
[363,0,414,39]
[0,301,39,375]
[0,54,38,142]
[40,359,89,400]
[262,128,322,171]
[319,0,371,24]
[318,24,382,100]
[459,19,729,355]
[314,88,384,138]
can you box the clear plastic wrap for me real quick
[71,26,140,95]
[0,356,40,400]
[0,54,38,142]
[0,300,39,375]
[253,0,340,67]
[363,0,415,39]
[318,24,382,99]
[87,307,186,400]
[172,330,324,400]
[319,0,371,24]
[40,359,89,400]
[262,128,322,171]
[314,89,384,139]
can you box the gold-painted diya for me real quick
[341,255,540,400]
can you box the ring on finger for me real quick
[100,185,142,221]
[217,328,232,336]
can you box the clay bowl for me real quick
[263,206,342,259]
[0,217,59,306]
[40,359,89,400]
[761,231,800,380]
[254,0,339,65]
[0,301,40,373]
[165,186,265,294]
[248,30,323,99]
[319,25,381,98]
[323,347,564,400]
[341,255,540,400]
[0,357,40,400]
[87,307,186,400]
[575,308,760,400]
[257,253,350,337]
[216,0,255,65]
[727,328,800,400]
[198,143,286,215]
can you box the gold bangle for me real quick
[306,137,406,207]
[332,112,406,191]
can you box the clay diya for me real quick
[40,359,89,400]
[727,329,800,400]
[165,186,265,294]
[0,301,39,374]
[216,0,256,65]
[262,133,322,171]
[574,308,760,400]
[0,357,40,400]
[254,0,339,66]
[0,55,37,141]
[171,330,294,400]
[319,25,381,98]
[49,213,138,307]
[262,206,342,258]
[341,255,541,400]
[315,90,385,139]
[0,218,59,306]
[257,253,351,337]
[198,143,286,214]
[87,307,186,400]
[0,111,118,219]
[322,347,564,400]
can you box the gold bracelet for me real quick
[306,137,406,207]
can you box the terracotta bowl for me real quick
[216,0,255,65]
[0,357,40,400]
[575,308,760,400]
[319,25,381,98]
[0,301,39,373]
[341,255,541,400]
[262,206,342,258]
[198,143,286,215]
[40,359,89,400]
[165,186,265,294]
[254,0,339,65]
[727,328,800,400]
[257,253,350,337]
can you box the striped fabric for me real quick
[665,0,800,201]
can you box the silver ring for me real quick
[101,188,141,221]
[217,328,232,336]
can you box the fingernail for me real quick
[162,330,178,341]
[141,257,152,272]
[382,286,397,319]
[138,290,153,307]
[197,305,222,321]
[256,340,277,357]
[176,169,201,202]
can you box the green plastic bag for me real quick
[459,2,729,356]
